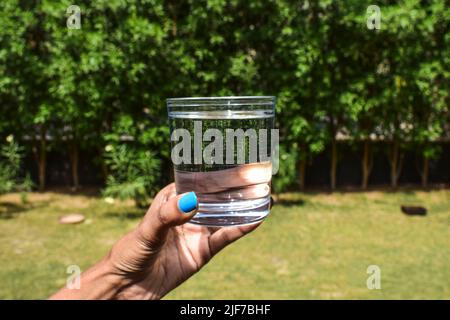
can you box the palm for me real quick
[155,223,258,296]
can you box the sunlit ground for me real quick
[0,188,449,299]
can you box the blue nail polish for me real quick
[178,192,198,213]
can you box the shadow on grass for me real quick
[0,201,50,220]
[273,198,306,207]
[0,202,30,219]
[103,211,145,220]
[300,184,450,195]
[40,186,102,198]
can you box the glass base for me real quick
[188,196,271,227]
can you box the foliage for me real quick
[272,145,298,194]
[0,136,33,197]
[0,1,448,193]
[102,144,160,207]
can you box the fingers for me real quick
[137,183,199,245]
[175,162,272,194]
[208,222,261,256]
[196,183,270,202]
[137,182,262,257]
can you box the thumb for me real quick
[137,189,199,245]
[159,191,199,228]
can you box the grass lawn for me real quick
[0,188,449,299]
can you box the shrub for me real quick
[102,144,161,208]
[0,136,33,199]
[272,145,298,194]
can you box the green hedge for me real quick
[0,1,448,193]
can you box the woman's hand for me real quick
[50,183,261,300]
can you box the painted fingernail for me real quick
[178,192,198,213]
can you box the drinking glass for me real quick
[167,96,276,226]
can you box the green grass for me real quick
[0,189,449,299]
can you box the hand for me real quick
[50,183,261,300]
[175,162,272,202]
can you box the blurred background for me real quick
[0,1,449,299]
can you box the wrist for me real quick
[106,229,168,300]
[96,255,131,299]
[49,254,129,300]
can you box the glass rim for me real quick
[167,96,276,108]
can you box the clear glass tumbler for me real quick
[167,96,276,226]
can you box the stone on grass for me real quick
[58,214,85,224]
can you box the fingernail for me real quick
[178,192,198,214]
